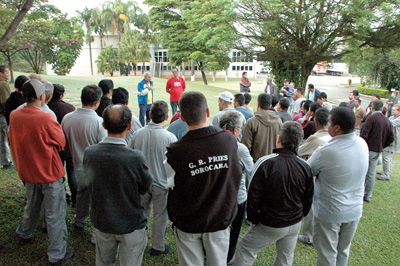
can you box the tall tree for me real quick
[103,0,142,41]
[0,0,35,48]
[47,15,84,75]
[236,0,400,88]
[17,20,54,74]
[145,0,237,85]
[118,29,139,75]
[77,7,95,76]
[91,7,112,51]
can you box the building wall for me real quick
[46,35,266,78]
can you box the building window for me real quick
[249,66,253,71]
[168,66,172,70]
[163,66,167,70]
[137,66,141,71]
[241,66,244,71]
[231,51,253,63]
[155,51,169,63]
[146,66,150,71]
[245,66,248,71]
[232,66,236,70]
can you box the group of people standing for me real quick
[0,63,398,266]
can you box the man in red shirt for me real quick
[165,67,186,115]
[9,79,73,265]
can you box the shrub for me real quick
[357,85,391,98]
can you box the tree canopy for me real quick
[236,0,400,88]
[145,0,238,84]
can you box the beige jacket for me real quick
[298,129,332,159]
[241,110,282,162]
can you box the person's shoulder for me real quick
[237,142,249,154]
[253,152,280,169]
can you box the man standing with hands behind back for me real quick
[166,67,186,115]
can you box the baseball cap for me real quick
[42,80,53,92]
[53,84,65,97]
[22,79,46,99]
[215,91,233,103]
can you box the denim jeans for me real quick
[170,101,179,115]
[139,104,152,127]
[0,115,10,166]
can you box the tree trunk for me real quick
[182,61,185,78]
[191,59,195,82]
[212,71,216,82]
[100,34,104,51]
[133,63,137,76]
[142,61,145,74]
[8,54,14,84]
[0,0,34,48]
[299,62,314,89]
[201,71,208,85]
[199,62,208,85]
[89,37,93,76]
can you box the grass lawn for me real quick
[0,73,399,265]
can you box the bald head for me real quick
[103,105,132,134]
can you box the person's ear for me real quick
[180,113,186,122]
[126,122,132,131]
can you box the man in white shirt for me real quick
[291,87,306,117]
[308,107,369,266]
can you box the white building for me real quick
[46,35,266,79]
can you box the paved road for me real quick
[255,74,375,109]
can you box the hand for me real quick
[305,110,311,120]
[149,85,153,90]
[281,88,286,93]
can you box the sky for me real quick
[47,0,150,18]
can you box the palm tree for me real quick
[91,7,112,51]
[76,7,95,76]
[103,0,142,42]
[118,29,139,75]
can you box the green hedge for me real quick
[357,85,391,98]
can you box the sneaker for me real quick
[50,247,74,265]
[298,235,312,245]
[3,162,14,169]
[227,255,235,265]
[150,243,171,256]
[363,197,370,203]
[377,176,390,181]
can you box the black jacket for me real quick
[247,148,313,228]
[167,126,242,233]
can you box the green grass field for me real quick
[0,73,399,265]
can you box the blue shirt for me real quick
[235,106,253,121]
